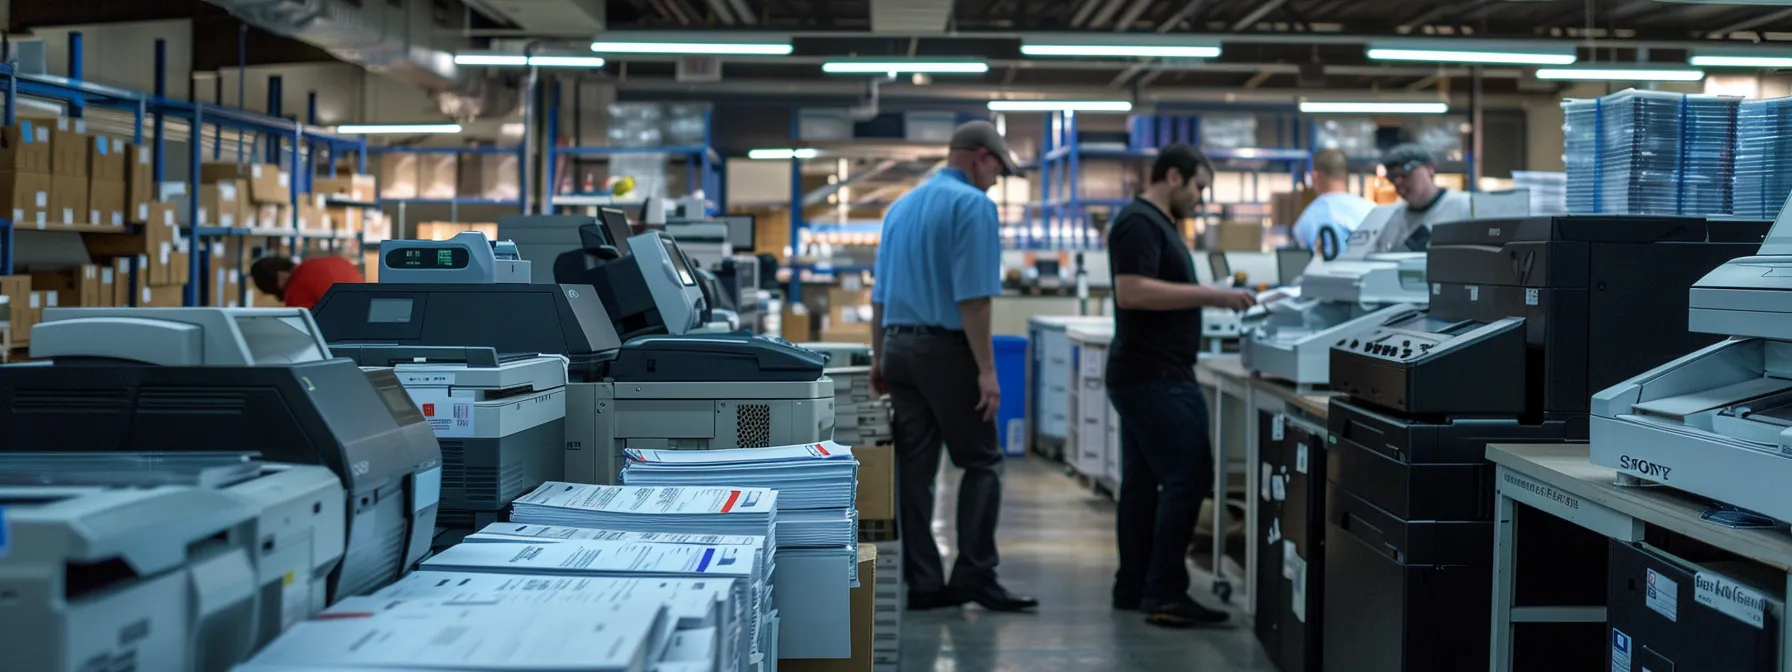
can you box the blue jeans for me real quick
[1107,378,1215,609]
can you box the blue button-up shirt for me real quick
[872,168,1003,329]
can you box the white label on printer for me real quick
[398,372,455,386]
[406,387,475,438]
[1467,285,1480,302]
[1296,443,1309,474]
[1259,462,1272,501]
[1271,413,1285,441]
[1431,282,1440,295]
[1288,551,1307,623]
[1525,288,1539,306]
[1611,629,1632,672]
[1695,571,1766,629]
[280,570,311,631]
[1646,568,1679,622]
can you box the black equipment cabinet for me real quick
[1254,409,1326,672]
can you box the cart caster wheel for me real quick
[1212,581,1233,604]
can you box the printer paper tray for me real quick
[1631,377,1792,420]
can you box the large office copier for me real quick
[0,454,347,671]
[0,307,441,600]
[316,214,831,486]
[1320,215,1768,672]
[330,231,570,536]
[1241,204,1429,386]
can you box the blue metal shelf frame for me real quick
[0,33,369,309]
[544,83,723,215]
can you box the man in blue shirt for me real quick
[871,120,1036,613]
[1290,148,1375,259]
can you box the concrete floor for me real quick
[899,456,1278,672]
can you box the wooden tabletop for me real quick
[1197,356,1338,419]
[1487,443,1792,573]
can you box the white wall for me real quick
[31,20,195,100]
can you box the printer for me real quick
[0,453,346,648]
[332,232,571,535]
[1319,214,1768,672]
[0,307,442,600]
[0,483,261,671]
[1592,199,1792,526]
[1241,205,1429,386]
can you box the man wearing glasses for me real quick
[1369,143,1472,252]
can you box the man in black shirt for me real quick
[1106,143,1256,629]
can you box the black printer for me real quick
[1321,215,1769,672]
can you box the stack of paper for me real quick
[240,602,667,671]
[422,540,767,672]
[622,443,858,511]
[512,483,779,539]
[825,367,892,445]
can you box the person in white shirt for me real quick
[1290,148,1376,259]
[1369,143,1472,252]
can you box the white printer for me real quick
[0,308,443,599]
[1591,195,1792,524]
[0,454,346,646]
[0,483,261,671]
[1242,206,1430,386]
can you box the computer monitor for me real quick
[718,215,757,253]
[1275,249,1313,286]
[597,208,634,257]
[1035,258,1061,277]
[631,232,705,334]
[1207,252,1232,284]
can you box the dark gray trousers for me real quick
[880,329,1005,595]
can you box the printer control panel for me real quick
[1329,312,1528,415]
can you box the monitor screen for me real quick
[367,298,414,324]
[719,215,756,253]
[1275,249,1312,286]
[1035,258,1060,276]
[386,246,470,270]
[662,237,697,286]
[1207,252,1232,282]
[598,208,634,256]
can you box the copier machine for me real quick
[1593,197,1792,528]
[1241,205,1429,386]
[0,307,442,600]
[332,232,570,535]
[1319,215,1768,672]
[316,223,832,486]
[0,453,346,658]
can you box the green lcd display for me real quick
[386,246,470,270]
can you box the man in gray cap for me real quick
[1365,143,1472,252]
[871,119,1036,613]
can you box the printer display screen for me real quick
[663,238,696,286]
[367,298,414,323]
[386,247,470,271]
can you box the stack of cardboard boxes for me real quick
[313,173,377,235]
[853,445,900,672]
[0,120,52,229]
[198,162,290,229]
[82,201,190,307]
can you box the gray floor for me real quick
[899,456,1278,672]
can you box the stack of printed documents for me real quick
[236,601,667,672]
[512,483,779,540]
[621,443,858,511]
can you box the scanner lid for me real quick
[31,307,332,366]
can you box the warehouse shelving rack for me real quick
[543,83,724,216]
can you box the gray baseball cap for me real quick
[1380,143,1436,173]
[949,120,1020,176]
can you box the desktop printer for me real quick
[0,308,442,600]
[0,454,346,648]
[1241,205,1428,386]
[1593,198,1792,526]
[0,483,261,671]
[1320,214,1768,672]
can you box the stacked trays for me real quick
[871,539,902,672]
[829,365,893,446]
[1734,98,1792,219]
[1563,89,1741,217]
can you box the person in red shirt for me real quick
[249,255,365,309]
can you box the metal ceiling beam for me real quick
[804,159,900,207]
[1156,0,1206,32]
[1087,0,1131,29]
[1709,7,1792,37]
[1112,0,1156,31]
[706,0,738,24]
[1230,0,1290,31]
[730,0,757,24]
[1068,0,1104,27]
[1400,0,1499,30]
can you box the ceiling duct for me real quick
[870,0,956,33]
[199,0,520,121]
[462,0,607,32]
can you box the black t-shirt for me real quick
[1105,197,1202,387]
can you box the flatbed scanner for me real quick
[1242,205,1429,386]
[0,483,260,671]
[0,307,442,599]
[0,453,346,648]
[1593,197,1792,525]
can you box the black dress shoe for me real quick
[907,591,967,611]
[952,583,1039,612]
[1142,598,1230,629]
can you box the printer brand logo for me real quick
[1488,227,1502,237]
[567,289,581,299]
[1618,455,1672,480]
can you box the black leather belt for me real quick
[885,324,964,336]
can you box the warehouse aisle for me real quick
[901,457,1276,672]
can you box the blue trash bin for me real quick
[994,335,1028,456]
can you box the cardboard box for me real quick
[312,174,376,202]
[50,175,88,225]
[780,544,875,672]
[782,304,815,343]
[50,118,87,178]
[99,265,116,307]
[0,171,51,228]
[0,276,30,344]
[88,136,127,182]
[139,283,184,307]
[125,144,153,222]
[88,179,127,228]
[196,181,243,229]
[0,121,53,173]
[29,265,105,307]
[112,258,131,307]
[853,444,895,521]
[147,240,191,287]
[201,162,288,204]
[1213,220,1263,252]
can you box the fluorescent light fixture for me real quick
[987,100,1134,112]
[1299,101,1448,114]
[748,148,819,160]
[454,53,606,68]
[1367,40,1575,65]
[1690,52,1792,68]
[1535,66,1704,82]
[591,33,792,55]
[335,124,463,134]
[822,59,989,74]
[1020,34,1221,59]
